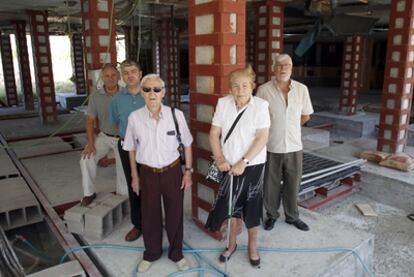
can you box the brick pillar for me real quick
[80,0,117,94]
[338,35,363,115]
[122,25,138,62]
[377,0,414,153]
[71,33,87,95]
[254,0,284,86]
[189,0,246,239]
[13,21,34,110]
[159,19,181,108]
[27,10,58,123]
[246,30,255,66]
[0,33,18,106]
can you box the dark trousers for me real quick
[139,162,184,262]
[264,151,303,221]
[118,140,142,230]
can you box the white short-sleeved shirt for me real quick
[212,95,271,166]
[122,105,193,168]
[256,79,313,154]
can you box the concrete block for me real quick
[310,111,379,138]
[27,260,85,277]
[84,204,114,239]
[0,177,43,230]
[64,193,129,240]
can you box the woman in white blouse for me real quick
[205,65,270,267]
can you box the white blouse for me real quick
[212,95,271,166]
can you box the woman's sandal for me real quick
[219,244,238,263]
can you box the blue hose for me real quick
[60,244,375,277]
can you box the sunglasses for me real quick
[142,86,164,93]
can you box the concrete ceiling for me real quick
[0,0,392,36]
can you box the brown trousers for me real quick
[264,151,303,221]
[139,162,184,262]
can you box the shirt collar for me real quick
[273,78,294,92]
[231,95,254,109]
[144,104,165,119]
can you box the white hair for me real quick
[273,53,293,68]
[140,73,165,88]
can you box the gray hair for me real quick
[273,53,293,67]
[140,73,165,88]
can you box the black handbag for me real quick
[206,107,247,183]
[171,107,186,164]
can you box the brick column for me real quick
[0,33,18,106]
[377,0,414,153]
[27,10,58,123]
[122,25,138,62]
[159,19,181,108]
[338,35,363,115]
[80,0,117,94]
[13,21,34,110]
[71,33,87,95]
[254,0,284,86]
[189,0,245,239]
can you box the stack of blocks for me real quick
[64,193,129,240]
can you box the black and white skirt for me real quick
[205,163,265,231]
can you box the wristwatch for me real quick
[242,157,250,165]
[185,167,194,173]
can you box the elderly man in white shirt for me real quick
[257,53,314,232]
[123,74,193,273]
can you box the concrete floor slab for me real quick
[27,260,85,277]
[310,112,379,138]
[0,152,19,178]
[0,113,85,140]
[22,151,117,206]
[0,177,43,230]
[312,138,414,211]
[408,124,414,146]
[319,193,414,277]
[9,137,73,158]
[80,191,374,277]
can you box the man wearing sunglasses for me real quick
[110,60,145,242]
[123,74,193,273]
[79,63,126,206]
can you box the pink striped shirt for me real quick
[123,105,193,168]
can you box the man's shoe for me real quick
[285,218,309,231]
[138,260,152,273]
[80,193,96,207]
[264,218,276,231]
[125,227,142,241]
[176,258,189,271]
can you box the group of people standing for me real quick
[78,53,313,273]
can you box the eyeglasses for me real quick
[275,63,292,68]
[142,86,164,93]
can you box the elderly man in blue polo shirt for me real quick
[110,60,145,242]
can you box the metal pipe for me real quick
[302,159,365,179]
[301,161,364,186]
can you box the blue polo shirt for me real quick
[110,88,145,138]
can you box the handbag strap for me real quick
[223,107,247,144]
[171,107,183,146]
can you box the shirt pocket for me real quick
[162,130,179,152]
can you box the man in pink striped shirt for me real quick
[123,74,193,273]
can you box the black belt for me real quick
[103,132,120,138]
